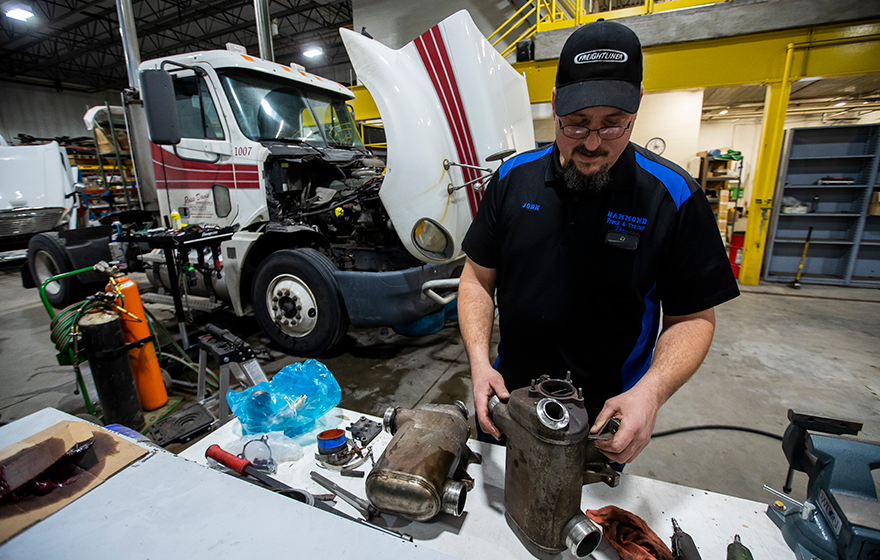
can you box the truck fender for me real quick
[221,228,329,316]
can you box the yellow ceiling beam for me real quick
[516,20,880,102]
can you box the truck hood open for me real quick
[340,10,535,264]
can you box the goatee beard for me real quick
[563,158,611,192]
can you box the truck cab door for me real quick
[154,70,238,227]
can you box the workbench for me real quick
[0,407,796,559]
[180,407,795,560]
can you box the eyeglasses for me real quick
[558,119,632,141]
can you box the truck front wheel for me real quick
[252,249,349,357]
[28,232,78,309]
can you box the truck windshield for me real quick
[217,68,363,148]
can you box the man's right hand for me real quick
[471,362,510,439]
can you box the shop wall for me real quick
[630,89,704,173]
[0,82,121,143]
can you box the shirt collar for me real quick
[544,142,637,192]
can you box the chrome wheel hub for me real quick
[266,274,318,337]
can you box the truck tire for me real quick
[252,249,349,357]
[28,232,79,309]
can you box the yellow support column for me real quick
[739,44,794,286]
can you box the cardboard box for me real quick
[871,191,880,204]
[869,201,880,216]
[94,126,130,154]
[0,421,146,544]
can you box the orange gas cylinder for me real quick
[108,276,168,410]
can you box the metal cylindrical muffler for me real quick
[365,401,481,521]
[489,376,611,558]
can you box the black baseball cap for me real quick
[555,20,643,116]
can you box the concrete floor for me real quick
[1,261,878,507]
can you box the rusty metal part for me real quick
[489,376,617,558]
[366,401,481,521]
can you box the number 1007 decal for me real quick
[234,147,252,157]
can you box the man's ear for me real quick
[551,87,557,115]
[639,85,644,101]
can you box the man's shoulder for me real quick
[497,144,554,180]
[631,143,700,210]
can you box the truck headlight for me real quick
[412,218,453,260]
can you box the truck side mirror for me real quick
[140,69,181,145]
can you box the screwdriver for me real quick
[727,535,754,560]
[671,518,702,560]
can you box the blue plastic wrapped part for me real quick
[227,359,342,437]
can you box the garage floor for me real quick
[1,261,878,506]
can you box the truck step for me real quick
[141,292,225,313]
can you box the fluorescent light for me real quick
[719,109,729,115]
[303,48,323,58]
[797,76,822,83]
[834,101,847,107]
[5,8,34,21]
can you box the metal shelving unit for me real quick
[763,124,880,287]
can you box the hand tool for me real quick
[310,470,413,542]
[726,535,754,560]
[310,470,379,520]
[207,444,316,505]
[791,226,813,289]
[670,518,702,560]
[766,409,880,560]
[208,444,410,541]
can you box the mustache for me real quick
[573,145,609,158]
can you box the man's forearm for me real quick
[592,308,716,463]
[458,261,497,367]
[637,308,716,406]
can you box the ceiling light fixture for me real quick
[303,47,323,58]
[719,109,729,115]
[834,101,847,107]
[5,7,34,21]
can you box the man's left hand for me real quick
[590,383,661,464]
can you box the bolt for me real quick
[284,290,290,296]
[530,379,536,390]
[296,304,302,311]
[577,387,583,399]
[565,370,571,382]
[273,296,279,302]
[272,305,277,311]
[773,501,786,511]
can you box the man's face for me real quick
[552,90,635,178]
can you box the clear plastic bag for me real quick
[227,359,342,437]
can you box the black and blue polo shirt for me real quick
[462,142,739,420]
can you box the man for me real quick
[459,20,739,464]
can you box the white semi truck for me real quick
[24,10,534,357]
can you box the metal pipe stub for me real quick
[563,513,602,558]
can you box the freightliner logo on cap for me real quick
[575,49,628,63]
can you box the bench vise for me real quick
[767,409,880,560]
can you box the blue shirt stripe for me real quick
[499,145,553,179]
[634,151,691,210]
[620,283,662,391]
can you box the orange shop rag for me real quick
[586,506,673,560]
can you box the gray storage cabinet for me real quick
[763,124,880,287]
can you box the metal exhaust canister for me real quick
[489,375,620,558]
[365,401,482,521]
